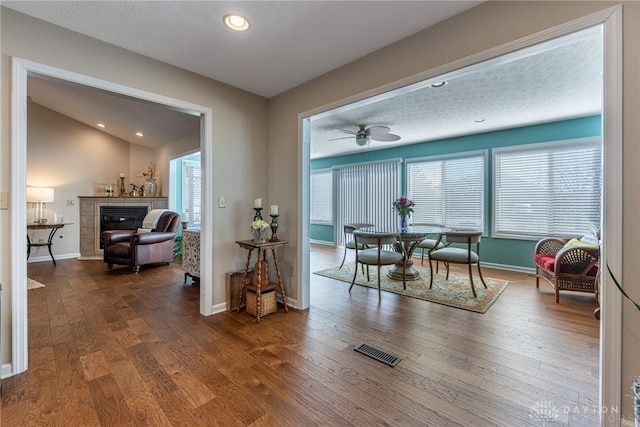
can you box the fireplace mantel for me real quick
[79,196,168,259]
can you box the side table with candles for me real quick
[236,239,289,322]
[27,222,72,265]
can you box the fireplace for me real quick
[99,206,148,248]
[78,197,167,259]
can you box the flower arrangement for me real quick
[250,219,269,230]
[393,197,415,216]
[142,162,156,181]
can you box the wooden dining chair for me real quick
[428,230,486,297]
[351,230,406,300]
[339,223,375,269]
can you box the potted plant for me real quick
[606,263,640,425]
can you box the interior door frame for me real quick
[298,6,623,424]
[10,57,215,375]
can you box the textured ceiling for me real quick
[310,27,603,159]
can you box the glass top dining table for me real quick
[358,225,450,281]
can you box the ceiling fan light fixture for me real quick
[355,134,369,146]
[223,14,249,31]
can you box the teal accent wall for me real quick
[310,116,601,269]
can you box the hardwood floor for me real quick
[2,245,599,426]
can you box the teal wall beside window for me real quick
[310,116,601,270]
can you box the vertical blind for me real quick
[182,159,201,226]
[334,160,401,247]
[493,137,602,238]
[310,169,333,224]
[406,152,486,231]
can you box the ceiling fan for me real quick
[329,124,401,146]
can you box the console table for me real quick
[182,229,200,284]
[235,240,289,322]
[27,222,72,265]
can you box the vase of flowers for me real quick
[250,219,269,243]
[142,162,157,197]
[393,197,415,233]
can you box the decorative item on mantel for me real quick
[250,218,269,243]
[393,197,415,233]
[142,162,157,197]
[269,204,279,242]
[119,173,126,197]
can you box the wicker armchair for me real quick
[534,237,599,303]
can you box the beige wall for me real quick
[268,0,639,419]
[1,8,268,370]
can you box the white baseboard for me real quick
[310,239,334,246]
[1,362,13,379]
[27,252,81,263]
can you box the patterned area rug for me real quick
[314,262,508,313]
[27,278,45,290]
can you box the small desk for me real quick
[27,222,72,265]
[236,240,289,322]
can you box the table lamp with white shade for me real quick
[26,186,54,224]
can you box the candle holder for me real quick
[119,176,126,197]
[253,207,263,221]
[269,214,279,242]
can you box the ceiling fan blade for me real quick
[366,126,391,137]
[328,136,355,141]
[334,128,357,135]
[371,133,401,142]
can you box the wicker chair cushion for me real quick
[534,253,598,276]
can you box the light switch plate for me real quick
[67,199,75,206]
[0,191,8,210]
[218,196,226,208]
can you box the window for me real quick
[310,169,333,224]
[493,137,601,239]
[406,151,486,231]
[334,160,402,246]
[182,159,201,226]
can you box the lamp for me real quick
[26,186,54,224]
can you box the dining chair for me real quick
[428,230,486,297]
[351,230,406,300]
[339,223,375,269]
[413,223,446,266]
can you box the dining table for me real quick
[361,224,450,281]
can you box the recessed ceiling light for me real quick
[224,14,249,31]
[96,123,105,128]
[136,132,144,137]
[429,81,448,88]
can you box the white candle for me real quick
[254,198,262,208]
[270,205,278,215]
[119,172,125,178]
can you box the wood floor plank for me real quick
[1,249,600,426]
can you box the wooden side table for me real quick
[235,240,289,322]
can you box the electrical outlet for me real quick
[218,196,226,208]
[0,191,8,210]
[38,238,45,244]
[290,264,295,277]
[67,199,75,206]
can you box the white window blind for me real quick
[310,169,333,224]
[182,159,201,226]
[493,137,601,239]
[334,160,401,246]
[406,152,486,231]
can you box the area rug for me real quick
[27,278,45,290]
[314,263,508,313]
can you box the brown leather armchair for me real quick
[102,210,181,273]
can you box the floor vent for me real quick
[354,343,401,367]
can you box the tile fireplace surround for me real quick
[79,196,168,259]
